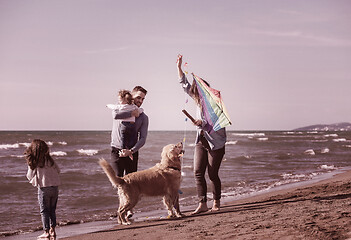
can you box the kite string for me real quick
[181,60,190,176]
[182,85,188,177]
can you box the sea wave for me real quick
[324,134,338,137]
[225,140,238,145]
[77,149,99,156]
[311,139,328,143]
[0,143,20,149]
[281,173,315,181]
[319,164,337,170]
[221,171,319,201]
[232,133,265,137]
[233,155,252,161]
[304,149,315,155]
[0,141,71,151]
[270,172,319,188]
[10,155,24,158]
[333,138,347,142]
[51,151,67,157]
[283,131,303,135]
[321,148,330,154]
[20,142,31,147]
[0,142,31,149]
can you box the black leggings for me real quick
[193,136,225,203]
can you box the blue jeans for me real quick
[38,186,59,231]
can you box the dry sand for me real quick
[62,171,351,240]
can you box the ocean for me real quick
[1,130,351,237]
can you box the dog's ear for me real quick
[161,145,170,160]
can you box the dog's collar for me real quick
[168,166,181,172]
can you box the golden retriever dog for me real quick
[99,142,183,225]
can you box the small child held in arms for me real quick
[25,139,61,239]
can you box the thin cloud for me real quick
[251,29,351,47]
[275,8,328,23]
[84,46,130,54]
[276,9,303,16]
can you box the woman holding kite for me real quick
[177,55,228,214]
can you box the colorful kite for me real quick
[192,73,232,132]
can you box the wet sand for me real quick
[61,170,351,240]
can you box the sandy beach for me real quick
[60,170,351,240]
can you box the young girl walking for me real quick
[25,139,61,239]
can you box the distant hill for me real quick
[294,122,351,131]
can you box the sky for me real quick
[1,0,351,131]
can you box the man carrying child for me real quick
[110,86,149,177]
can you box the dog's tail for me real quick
[99,158,125,187]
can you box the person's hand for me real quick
[131,109,140,117]
[119,149,133,160]
[177,54,183,69]
[119,149,127,157]
[194,119,203,127]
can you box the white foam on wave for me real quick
[234,155,252,161]
[319,165,337,170]
[311,139,328,143]
[232,133,265,137]
[284,132,295,135]
[282,173,309,180]
[47,141,54,146]
[343,145,351,148]
[333,138,347,142]
[1,142,57,150]
[0,143,20,149]
[324,134,338,137]
[257,137,268,141]
[221,172,317,201]
[77,149,98,156]
[283,131,303,135]
[20,142,31,147]
[226,140,237,145]
[10,154,24,158]
[58,141,67,145]
[304,149,315,155]
[271,172,319,188]
[321,148,330,154]
[51,151,67,157]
